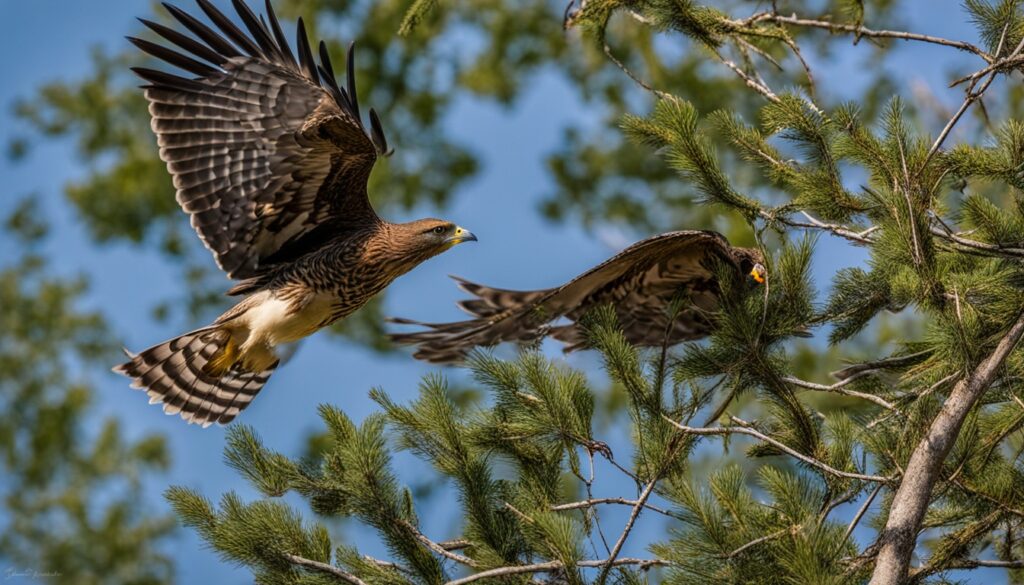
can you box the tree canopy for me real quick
[7,0,1024,583]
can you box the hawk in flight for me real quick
[114,0,477,426]
[389,231,765,363]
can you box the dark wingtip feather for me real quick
[127,36,219,77]
[345,41,360,120]
[264,0,297,69]
[196,0,262,57]
[162,1,242,58]
[369,108,391,156]
[317,41,353,112]
[131,66,207,91]
[317,64,348,111]
[138,17,225,66]
[295,17,317,82]
[317,40,334,77]
[230,0,279,59]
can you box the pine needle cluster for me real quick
[170,0,1024,583]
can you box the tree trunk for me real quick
[868,312,1024,584]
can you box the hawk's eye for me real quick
[433,226,447,234]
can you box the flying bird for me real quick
[114,0,477,426]
[389,231,765,363]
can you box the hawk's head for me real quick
[391,218,478,265]
[734,248,767,286]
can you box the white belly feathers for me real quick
[238,291,336,348]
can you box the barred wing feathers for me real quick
[390,231,748,363]
[129,0,391,279]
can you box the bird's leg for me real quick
[202,330,238,377]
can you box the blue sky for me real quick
[0,0,1011,583]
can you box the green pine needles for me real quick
[167,0,1024,583]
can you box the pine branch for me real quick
[438,539,472,551]
[594,479,659,585]
[760,209,877,244]
[719,526,795,559]
[831,351,932,380]
[735,13,993,63]
[398,519,479,568]
[283,553,369,585]
[445,557,672,585]
[913,556,1024,578]
[869,311,1024,585]
[925,24,1020,164]
[602,43,670,99]
[550,497,684,520]
[929,225,1024,259]
[710,48,782,106]
[782,374,896,410]
[662,415,891,483]
[929,558,1024,570]
[843,483,883,545]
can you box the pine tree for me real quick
[163,0,1024,582]
[14,0,1015,582]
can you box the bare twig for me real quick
[925,24,1017,164]
[738,14,992,63]
[551,497,684,520]
[438,539,472,551]
[869,311,1024,585]
[914,556,1024,577]
[720,527,795,559]
[595,480,660,584]
[781,35,817,96]
[737,37,784,71]
[831,351,932,380]
[662,415,891,483]
[399,519,479,568]
[951,54,1024,87]
[582,451,613,556]
[603,43,671,99]
[844,484,884,544]
[712,48,782,105]
[445,557,671,585]
[283,553,369,585]
[929,225,1024,259]
[782,374,896,411]
[761,209,877,244]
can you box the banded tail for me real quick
[114,327,278,427]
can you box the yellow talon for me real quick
[204,336,239,377]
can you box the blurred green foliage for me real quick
[0,200,175,584]
[10,0,1024,581]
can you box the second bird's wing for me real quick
[389,230,739,363]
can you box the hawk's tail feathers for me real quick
[387,317,494,364]
[450,276,553,318]
[113,327,278,427]
[387,313,555,365]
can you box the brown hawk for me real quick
[389,230,765,363]
[114,0,477,426]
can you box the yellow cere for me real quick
[750,265,766,284]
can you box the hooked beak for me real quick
[447,226,478,245]
[750,263,766,284]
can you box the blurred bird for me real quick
[389,230,765,363]
[114,0,477,426]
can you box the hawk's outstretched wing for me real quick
[130,0,392,279]
[389,231,763,363]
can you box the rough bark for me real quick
[868,312,1024,584]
